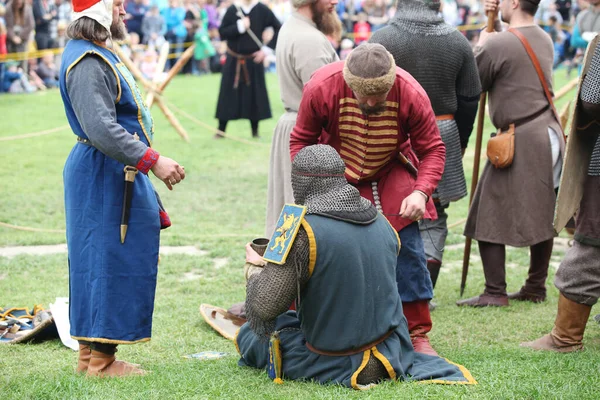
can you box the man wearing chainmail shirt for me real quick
[289,43,446,357]
[522,37,600,353]
[370,0,481,304]
[235,144,475,389]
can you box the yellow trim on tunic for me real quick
[115,62,153,147]
[341,141,396,155]
[342,158,386,177]
[339,115,399,126]
[340,149,395,163]
[350,349,374,390]
[300,219,317,278]
[371,346,397,380]
[417,358,478,385]
[340,127,399,138]
[71,335,151,345]
[339,98,399,108]
[233,328,242,355]
[66,51,122,104]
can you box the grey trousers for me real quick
[418,202,448,262]
[555,241,600,306]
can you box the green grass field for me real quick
[1,69,599,399]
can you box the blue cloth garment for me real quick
[59,40,161,344]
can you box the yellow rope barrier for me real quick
[0,125,69,142]
[0,221,65,234]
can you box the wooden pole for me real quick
[560,100,572,130]
[147,44,196,108]
[460,11,497,297]
[554,77,579,101]
[145,42,170,107]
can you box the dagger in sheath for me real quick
[120,165,139,244]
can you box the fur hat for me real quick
[72,0,113,33]
[343,43,396,97]
[291,0,316,8]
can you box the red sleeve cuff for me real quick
[136,148,160,174]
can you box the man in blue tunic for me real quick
[59,0,185,377]
[236,144,475,389]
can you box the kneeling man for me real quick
[234,144,475,389]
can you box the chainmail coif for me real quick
[292,144,377,222]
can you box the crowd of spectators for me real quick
[0,0,595,94]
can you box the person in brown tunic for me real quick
[457,0,565,307]
[521,38,600,352]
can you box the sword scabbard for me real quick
[120,166,139,243]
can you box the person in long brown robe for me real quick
[457,0,565,307]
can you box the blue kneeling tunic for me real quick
[59,40,161,344]
[235,214,476,388]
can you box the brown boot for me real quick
[87,350,147,377]
[508,289,546,303]
[521,294,592,352]
[76,343,92,373]
[456,293,509,307]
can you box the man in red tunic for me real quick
[289,43,446,356]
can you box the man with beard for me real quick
[369,0,481,308]
[265,0,340,237]
[289,43,446,356]
[59,0,185,377]
[214,0,281,138]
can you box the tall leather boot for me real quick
[87,344,147,377]
[509,238,553,303]
[403,300,438,357]
[427,259,441,311]
[457,241,509,307]
[76,342,92,373]
[521,293,592,352]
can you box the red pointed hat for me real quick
[72,0,113,33]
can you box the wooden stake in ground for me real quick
[146,44,196,109]
[460,12,496,297]
[113,43,194,142]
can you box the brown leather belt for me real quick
[305,330,394,356]
[436,114,454,121]
[227,47,252,89]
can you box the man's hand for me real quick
[242,16,250,30]
[150,156,185,190]
[483,0,499,13]
[245,243,266,266]
[399,191,427,221]
[252,49,266,64]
